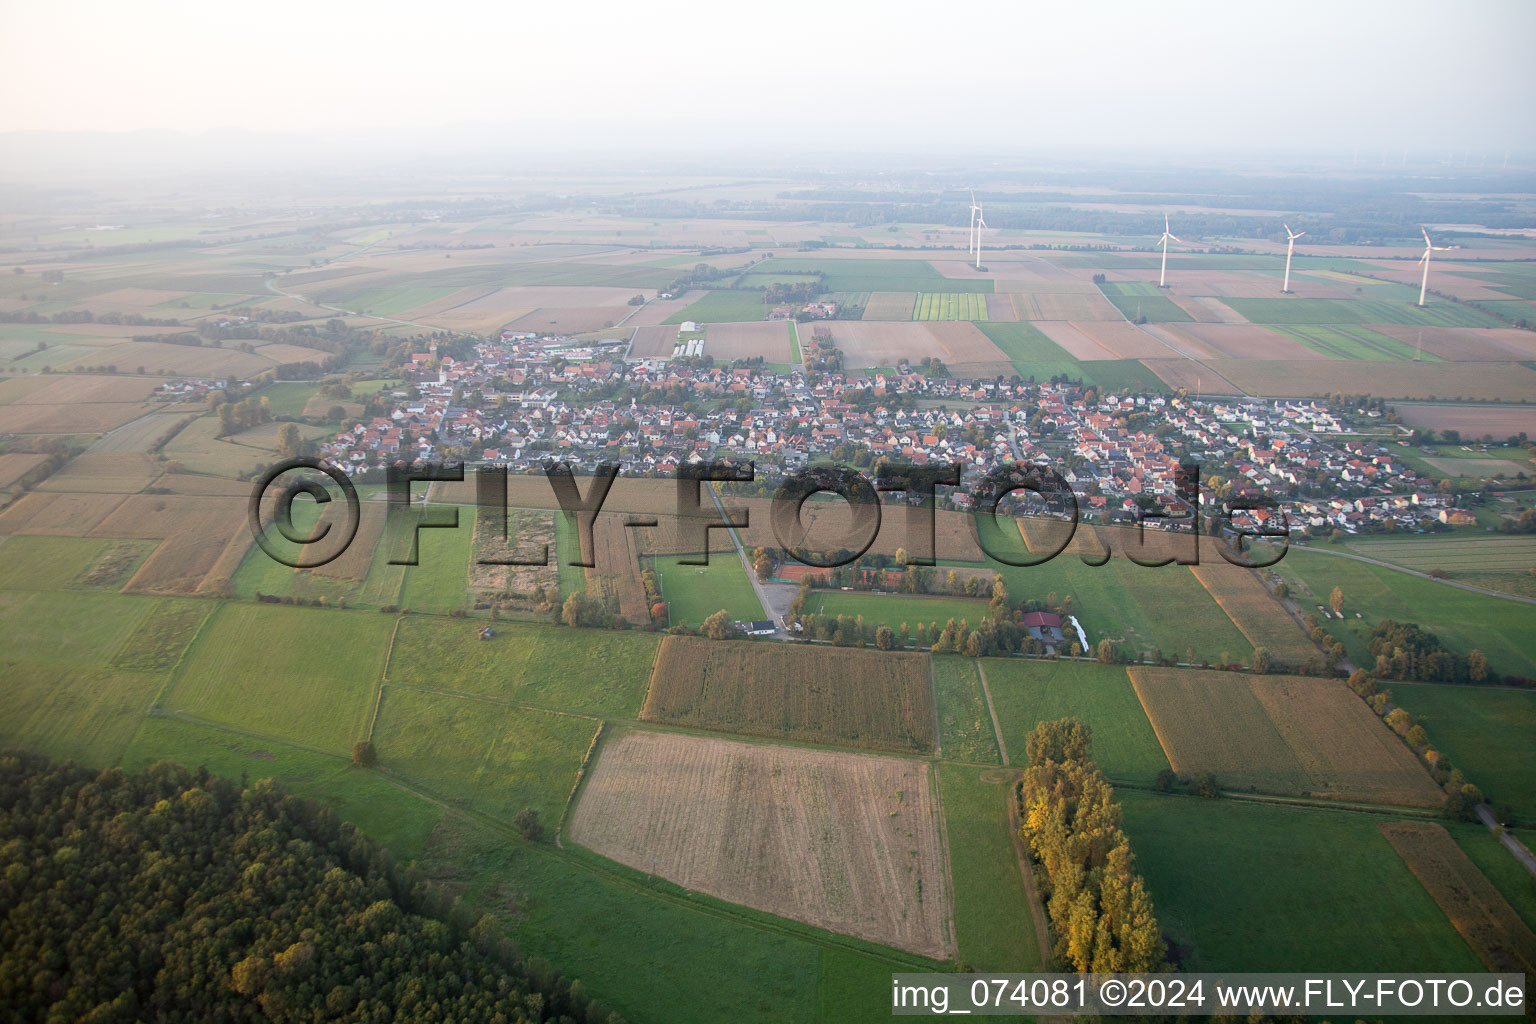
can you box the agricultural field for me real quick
[1097,281,1195,323]
[162,602,391,752]
[981,659,1168,783]
[1390,402,1536,438]
[759,258,991,294]
[570,729,953,959]
[37,452,162,493]
[1127,667,1444,807]
[912,293,987,321]
[1390,682,1536,825]
[861,291,916,320]
[398,504,476,613]
[1272,547,1536,679]
[663,290,769,325]
[371,685,599,825]
[703,320,794,361]
[641,636,935,753]
[385,616,659,716]
[1271,324,1439,360]
[1223,297,1506,328]
[808,321,1013,377]
[1188,560,1319,666]
[935,764,1040,971]
[1204,358,1536,401]
[1378,822,1536,979]
[931,658,1002,764]
[1340,534,1536,596]
[1120,791,1484,973]
[1033,320,1176,360]
[973,322,1084,380]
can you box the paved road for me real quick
[704,482,798,635]
[1478,804,1536,877]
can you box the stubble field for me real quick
[570,729,954,959]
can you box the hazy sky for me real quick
[2,0,1533,154]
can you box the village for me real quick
[312,333,1479,538]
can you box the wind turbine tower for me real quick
[1157,215,1181,288]
[968,192,980,261]
[974,202,988,270]
[1417,228,1451,307]
[1282,224,1306,293]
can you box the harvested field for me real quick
[1388,403,1536,438]
[0,376,160,405]
[628,324,680,358]
[586,512,649,623]
[0,401,162,436]
[251,342,333,365]
[983,293,1017,321]
[1009,291,1120,321]
[88,494,247,596]
[1155,323,1323,360]
[631,514,735,557]
[1371,326,1536,362]
[570,730,953,958]
[1017,518,1198,566]
[642,635,935,753]
[36,452,162,493]
[1034,321,1175,360]
[154,474,251,496]
[1128,667,1444,807]
[506,307,628,335]
[0,453,48,490]
[1378,821,1536,984]
[88,410,193,453]
[810,321,1013,376]
[623,289,707,326]
[1166,294,1223,323]
[1209,360,1536,401]
[1190,560,1318,666]
[862,291,916,320]
[704,321,793,361]
[1141,357,1247,395]
[60,341,273,377]
[726,496,986,564]
[0,491,128,536]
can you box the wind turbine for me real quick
[1282,223,1305,293]
[974,202,988,270]
[968,191,980,260]
[1157,215,1181,288]
[1417,228,1452,307]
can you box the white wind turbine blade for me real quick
[1422,227,1433,247]
[1167,232,1182,243]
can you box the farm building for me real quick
[737,620,776,636]
[1021,611,1065,646]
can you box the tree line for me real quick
[1017,719,1168,973]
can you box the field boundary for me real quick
[1003,771,1054,967]
[929,762,960,959]
[557,720,607,846]
[974,661,1009,767]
